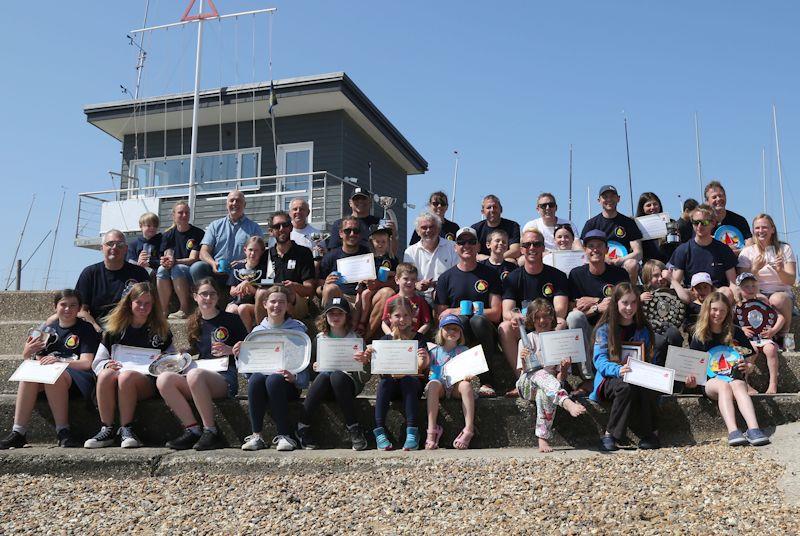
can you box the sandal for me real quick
[425,425,443,450]
[478,385,496,398]
[453,428,474,450]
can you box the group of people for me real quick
[1,179,795,452]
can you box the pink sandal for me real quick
[425,425,443,450]
[453,428,474,450]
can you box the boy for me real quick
[479,229,518,289]
[356,225,399,335]
[684,272,713,331]
[735,272,783,394]
[127,212,162,274]
[381,263,432,336]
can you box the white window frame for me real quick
[276,142,314,212]
[130,147,262,199]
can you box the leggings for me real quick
[247,373,300,436]
[516,369,570,439]
[375,376,422,428]
[601,377,659,440]
[301,371,357,427]
[458,314,498,387]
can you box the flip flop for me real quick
[425,425,443,450]
[453,428,474,450]
[478,385,496,398]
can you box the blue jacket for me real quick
[589,323,652,402]
[250,317,310,389]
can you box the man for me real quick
[319,215,372,311]
[435,227,502,397]
[403,212,459,304]
[327,188,394,253]
[498,229,570,389]
[190,190,264,283]
[704,180,753,255]
[409,191,460,244]
[580,185,642,283]
[75,229,150,330]
[471,195,521,261]
[254,211,316,323]
[522,193,582,251]
[567,230,630,387]
[157,201,204,319]
[669,204,737,302]
[287,197,321,250]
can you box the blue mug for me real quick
[460,300,473,316]
[377,266,390,282]
[217,258,230,274]
[472,301,485,316]
[331,271,345,286]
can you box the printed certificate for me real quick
[665,345,708,386]
[624,358,675,394]
[543,250,586,276]
[371,339,418,375]
[442,345,489,387]
[113,345,161,374]
[193,356,229,372]
[538,329,586,366]
[317,338,364,372]
[9,360,69,385]
[635,213,671,240]
[337,253,377,283]
[238,342,285,374]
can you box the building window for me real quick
[130,148,261,198]
[276,142,314,211]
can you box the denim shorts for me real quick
[156,264,191,281]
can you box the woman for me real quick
[157,278,248,450]
[157,200,204,319]
[0,290,99,449]
[241,285,309,452]
[409,191,460,244]
[590,283,661,451]
[636,192,676,263]
[85,282,174,449]
[687,292,770,446]
[553,223,576,251]
[737,213,796,344]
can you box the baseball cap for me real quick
[735,272,757,286]
[323,297,351,315]
[690,272,713,288]
[456,227,478,240]
[350,187,370,200]
[598,185,618,196]
[438,314,463,329]
[369,222,393,237]
[583,229,608,244]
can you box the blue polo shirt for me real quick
[200,215,264,263]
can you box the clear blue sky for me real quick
[1,1,799,289]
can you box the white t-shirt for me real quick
[521,217,575,251]
[291,223,321,250]
[737,243,796,294]
[403,238,459,300]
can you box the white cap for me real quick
[690,272,712,288]
[456,227,478,240]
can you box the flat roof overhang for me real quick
[84,72,427,175]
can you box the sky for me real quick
[1,1,799,290]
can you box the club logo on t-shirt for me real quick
[542,283,555,297]
[381,259,393,269]
[474,279,489,293]
[445,233,456,241]
[602,284,614,297]
[501,270,511,281]
[64,334,80,349]
[613,226,626,239]
[212,327,229,342]
[186,239,197,250]
[151,333,164,348]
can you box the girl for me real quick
[241,285,309,452]
[640,259,685,348]
[366,297,429,451]
[553,223,576,251]
[86,282,174,449]
[227,236,268,331]
[590,283,661,451]
[295,297,370,451]
[734,273,782,395]
[157,278,248,450]
[0,290,99,449]
[425,315,476,450]
[636,192,676,263]
[515,299,586,453]
[687,292,770,446]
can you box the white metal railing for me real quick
[75,170,346,244]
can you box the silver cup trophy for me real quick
[376,196,397,229]
[309,232,330,260]
[27,324,58,357]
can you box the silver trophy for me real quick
[233,266,263,285]
[309,232,330,260]
[28,324,58,348]
[513,308,541,373]
[376,196,397,230]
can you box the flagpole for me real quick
[623,115,634,215]
[694,112,703,198]
[568,144,573,222]
[450,150,460,221]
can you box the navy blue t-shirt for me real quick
[409,218,460,245]
[502,265,569,307]
[194,310,248,368]
[581,212,643,252]
[668,239,737,288]
[434,263,503,308]
[127,234,163,270]
[75,262,150,320]
[479,258,518,286]
[568,263,629,301]
[374,253,399,273]
[327,215,381,250]
[319,245,372,296]
[39,318,100,358]
[161,225,205,260]
[101,325,174,353]
[471,218,521,256]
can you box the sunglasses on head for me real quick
[692,219,712,227]
[270,221,292,230]
[456,238,478,246]
[342,228,361,235]
[521,241,545,249]
[538,202,556,209]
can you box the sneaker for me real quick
[241,434,267,451]
[402,426,419,451]
[373,427,394,451]
[638,434,661,450]
[57,428,79,448]
[166,429,200,450]
[347,423,368,451]
[744,428,771,446]
[599,434,619,452]
[84,427,115,449]
[728,430,748,447]
[119,426,142,449]
[273,434,298,452]
[194,429,227,451]
[168,310,188,320]
[0,431,27,450]
[295,425,317,450]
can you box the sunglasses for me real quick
[537,202,556,209]
[197,291,218,298]
[456,238,478,246]
[104,241,127,249]
[430,201,447,207]
[692,219,712,227]
[271,221,292,230]
[342,228,361,235]
[521,241,545,249]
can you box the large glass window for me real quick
[277,142,313,210]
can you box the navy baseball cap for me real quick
[323,297,351,314]
[438,314,463,329]
[598,185,618,196]
[350,187,370,200]
[583,229,608,244]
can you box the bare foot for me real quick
[766,384,778,395]
[538,438,553,453]
[562,398,587,418]
[747,384,758,396]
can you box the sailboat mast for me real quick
[761,146,767,214]
[694,112,703,198]
[772,105,789,241]
[568,144,573,222]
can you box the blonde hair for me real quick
[435,322,465,346]
[103,282,169,340]
[752,213,782,252]
[139,212,160,227]
[693,292,733,346]
[641,259,667,291]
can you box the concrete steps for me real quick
[1,392,798,450]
